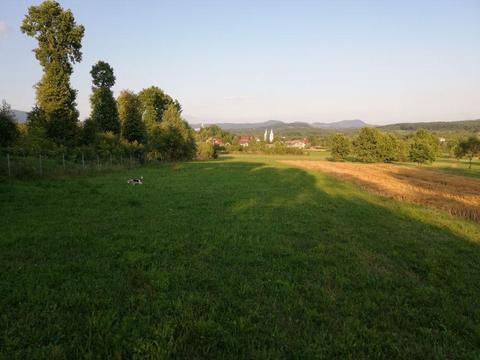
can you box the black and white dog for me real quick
[127,176,144,185]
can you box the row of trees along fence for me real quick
[0,148,144,180]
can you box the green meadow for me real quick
[1,155,479,358]
[428,157,480,179]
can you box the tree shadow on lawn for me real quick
[427,158,480,178]
[435,157,480,166]
[282,160,480,223]
[385,167,480,222]
[333,164,480,223]
[1,160,480,358]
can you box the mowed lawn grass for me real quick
[1,155,480,358]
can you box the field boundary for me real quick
[281,160,480,223]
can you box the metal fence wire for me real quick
[0,148,144,180]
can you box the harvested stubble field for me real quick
[282,160,480,223]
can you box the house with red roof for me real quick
[239,136,252,147]
[207,137,224,146]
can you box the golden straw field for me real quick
[282,160,480,223]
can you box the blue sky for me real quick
[0,0,479,124]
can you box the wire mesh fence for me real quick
[0,148,144,181]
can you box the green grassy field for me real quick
[1,155,480,358]
[427,157,480,178]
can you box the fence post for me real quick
[62,152,66,171]
[110,153,113,168]
[39,154,43,176]
[7,153,11,178]
[82,152,85,170]
[97,154,100,170]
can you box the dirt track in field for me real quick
[281,160,480,223]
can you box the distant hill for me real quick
[189,119,370,131]
[379,119,480,132]
[189,120,310,130]
[312,119,368,129]
[12,110,28,123]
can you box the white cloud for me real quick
[0,21,8,39]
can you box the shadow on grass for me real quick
[283,160,480,223]
[364,166,479,222]
[434,166,480,179]
[1,160,479,358]
[436,157,480,166]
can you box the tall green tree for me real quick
[149,104,196,161]
[378,134,400,163]
[329,133,351,161]
[0,101,20,147]
[26,105,47,129]
[21,0,84,146]
[91,60,116,88]
[409,129,439,164]
[90,61,120,134]
[78,118,98,146]
[117,90,146,143]
[138,86,180,133]
[455,136,480,169]
[352,128,405,163]
[353,128,385,162]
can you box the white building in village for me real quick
[263,129,275,143]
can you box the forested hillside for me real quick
[380,119,480,132]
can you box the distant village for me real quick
[195,123,311,150]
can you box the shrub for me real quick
[196,142,217,160]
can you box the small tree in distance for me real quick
[408,129,438,165]
[455,136,480,169]
[329,133,351,161]
[379,134,399,163]
[353,127,384,162]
